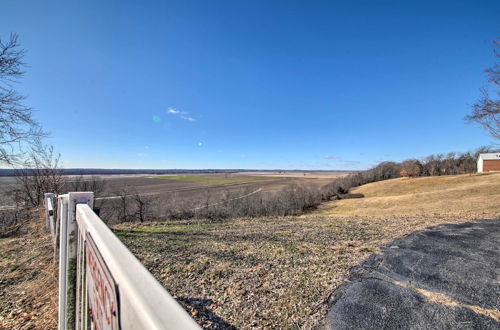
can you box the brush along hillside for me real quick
[114,173,500,329]
[0,211,58,329]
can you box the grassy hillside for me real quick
[317,173,500,218]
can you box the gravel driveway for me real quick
[325,219,500,329]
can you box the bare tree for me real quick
[66,175,106,197]
[466,39,499,140]
[13,140,64,207]
[0,34,45,165]
[115,187,131,223]
[132,192,150,222]
[0,209,32,237]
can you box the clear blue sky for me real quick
[2,0,499,170]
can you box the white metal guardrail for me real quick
[44,192,200,330]
[44,193,59,263]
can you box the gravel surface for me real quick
[325,219,500,330]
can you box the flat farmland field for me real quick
[152,175,277,185]
[0,171,349,210]
[98,173,340,199]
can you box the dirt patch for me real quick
[0,210,58,330]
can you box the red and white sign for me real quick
[86,233,119,330]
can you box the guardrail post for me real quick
[68,192,94,330]
[58,194,69,330]
[59,192,94,330]
[44,193,55,232]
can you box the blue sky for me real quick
[2,0,499,170]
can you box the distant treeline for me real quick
[324,146,499,196]
[0,168,350,177]
[97,147,500,223]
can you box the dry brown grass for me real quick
[114,213,496,329]
[317,173,500,218]
[394,281,500,322]
[0,210,58,330]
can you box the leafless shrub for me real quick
[191,185,323,221]
[131,192,153,223]
[65,175,106,197]
[98,188,159,224]
[115,188,132,223]
[0,208,31,237]
[156,192,197,220]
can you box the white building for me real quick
[477,153,500,173]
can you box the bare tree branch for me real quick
[466,39,500,140]
[0,33,46,165]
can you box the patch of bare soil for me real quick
[114,213,496,329]
[0,210,58,330]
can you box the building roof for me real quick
[478,153,500,160]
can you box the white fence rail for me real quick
[44,192,200,330]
